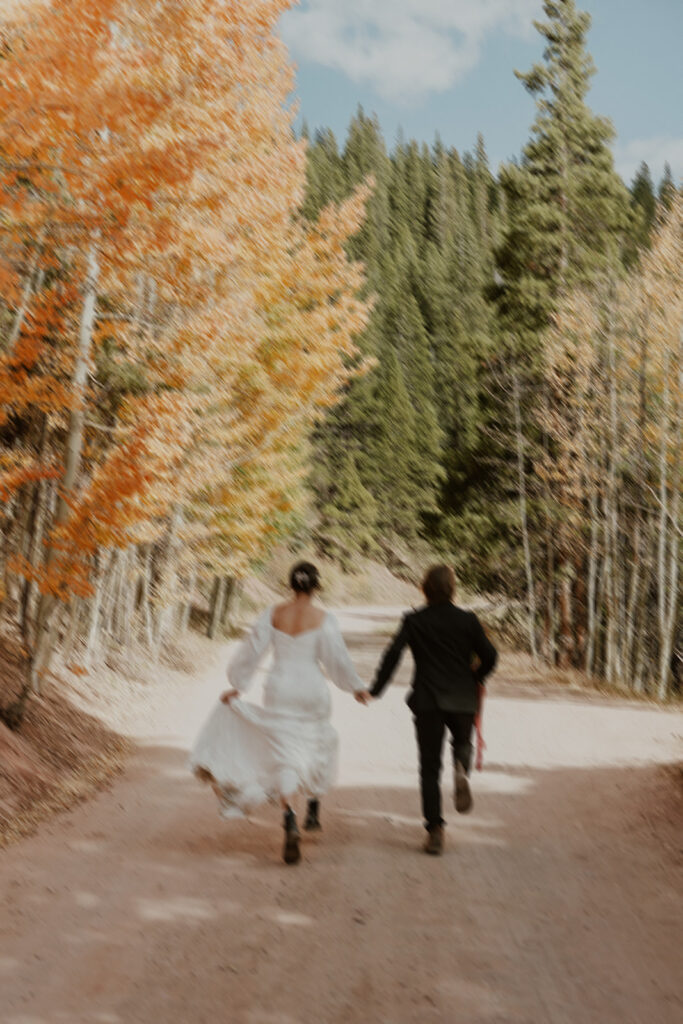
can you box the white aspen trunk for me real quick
[122,547,136,661]
[179,564,197,633]
[7,272,35,352]
[110,548,129,646]
[3,494,27,606]
[630,306,650,691]
[0,495,15,598]
[100,548,121,649]
[658,335,682,700]
[632,609,648,695]
[151,573,173,661]
[557,567,575,669]
[58,241,99,517]
[150,507,183,654]
[625,304,650,689]
[594,552,607,677]
[613,496,626,686]
[602,495,616,684]
[140,546,155,653]
[660,525,680,701]
[635,519,658,694]
[512,372,538,661]
[153,606,172,662]
[31,240,100,690]
[19,472,47,645]
[541,386,556,663]
[6,245,45,353]
[656,354,671,698]
[623,518,642,689]
[585,486,600,676]
[605,292,620,685]
[62,597,85,664]
[84,549,114,669]
[207,575,228,641]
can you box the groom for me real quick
[368,565,497,855]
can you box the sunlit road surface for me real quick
[1,606,681,1024]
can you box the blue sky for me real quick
[280,0,683,187]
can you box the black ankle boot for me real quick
[282,807,301,865]
[303,798,321,832]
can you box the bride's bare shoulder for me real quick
[271,601,292,628]
[272,600,326,633]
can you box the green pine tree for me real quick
[625,161,657,263]
[489,0,631,636]
[303,117,507,569]
[381,243,444,498]
[314,446,378,570]
[342,107,392,289]
[300,127,346,221]
[390,139,431,250]
[360,349,423,538]
[496,0,630,356]
[658,162,677,213]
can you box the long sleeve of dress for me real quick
[227,609,272,693]
[318,614,366,693]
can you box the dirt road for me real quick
[1,607,681,1024]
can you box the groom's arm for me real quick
[369,616,410,698]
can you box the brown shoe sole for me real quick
[283,830,301,864]
[424,829,444,855]
[455,764,473,814]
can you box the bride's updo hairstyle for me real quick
[289,561,321,595]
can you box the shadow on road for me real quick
[1,738,681,1024]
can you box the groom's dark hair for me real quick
[422,564,455,605]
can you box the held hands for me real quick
[223,688,370,705]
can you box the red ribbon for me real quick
[474,683,485,771]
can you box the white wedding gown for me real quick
[190,608,364,817]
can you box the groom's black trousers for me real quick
[414,711,475,831]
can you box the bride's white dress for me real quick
[189,608,364,817]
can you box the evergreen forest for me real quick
[0,0,680,709]
[303,2,681,696]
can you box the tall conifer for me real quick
[658,163,677,213]
[626,161,657,261]
[496,0,629,355]
[493,0,630,659]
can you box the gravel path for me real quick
[1,607,681,1024]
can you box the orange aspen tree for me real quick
[1,0,371,692]
[0,0,199,685]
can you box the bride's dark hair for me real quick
[289,561,320,595]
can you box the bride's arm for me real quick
[222,608,271,699]
[318,614,368,696]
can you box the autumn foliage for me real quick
[0,0,370,687]
[540,195,682,695]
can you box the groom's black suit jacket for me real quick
[369,602,497,714]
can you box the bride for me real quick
[190,561,369,864]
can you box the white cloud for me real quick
[280,0,542,103]
[613,136,683,185]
